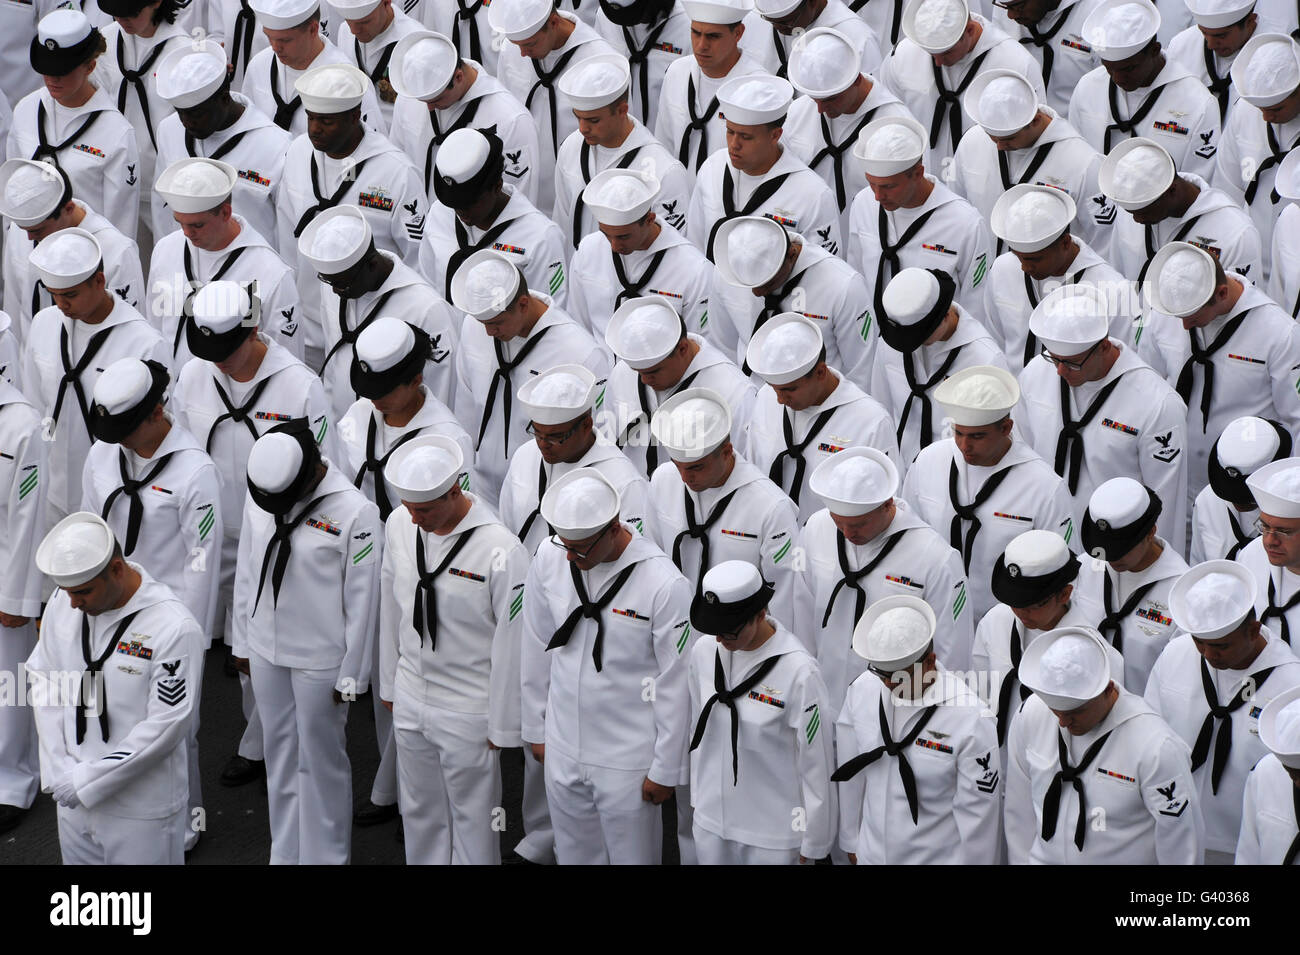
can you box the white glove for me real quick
[51,774,82,809]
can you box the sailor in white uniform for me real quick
[746,0,882,83]
[794,447,974,708]
[569,170,711,344]
[416,0,500,75]
[1003,625,1203,863]
[217,0,273,86]
[688,74,842,257]
[450,250,609,508]
[905,364,1076,623]
[987,0,1103,117]
[27,513,200,865]
[488,0,620,210]
[1100,137,1260,286]
[241,0,382,137]
[880,0,1047,169]
[1235,685,1300,864]
[1212,33,1300,284]
[378,436,529,864]
[233,421,381,864]
[783,29,916,240]
[848,116,995,330]
[983,184,1133,370]
[8,10,142,242]
[653,0,767,179]
[386,31,539,205]
[834,595,1003,864]
[593,0,692,129]
[151,39,292,253]
[601,295,757,479]
[0,158,143,344]
[1140,241,1300,510]
[1166,0,1272,126]
[1236,459,1300,647]
[1067,0,1221,182]
[1147,560,1300,862]
[499,364,654,555]
[149,157,301,365]
[709,214,876,380]
[1073,477,1190,688]
[743,314,901,523]
[687,561,835,864]
[1013,282,1189,546]
[553,54,692,251]
[1269,149,1300,317]
[297,205,457,422]
[332,0,426,131]
[519,468,693,864]
[951,69,1110,256]
[871,268,1008,465]
[419,128,567,310]
[1191,416,1287,563]
[20,228,170,529]
[0,378,48,835]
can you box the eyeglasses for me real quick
[1040,340,1102,371]
[1254,518,1299,540]
[991,0,1029,9]
[526,421,582,446]
[550,521,614,559]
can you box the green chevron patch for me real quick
[971,253,987,288]
[509,589,524,621]
[773,538,792,564]
[858,309,872,342]
[676,621,691,654]
[549,264,564,295]
[198,507,214,541]
[18,468,38,501]
[805,704,820,744]
[352,542,373,564]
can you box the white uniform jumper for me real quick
[1189,487,1257,565]
[1235,752,1300,864]
[1214,110,1300,286]
[988,0,1101,118]
[1238,537,1300,648]
[653,50,767,181]
[240,42,384,139]
[594,5,692,128]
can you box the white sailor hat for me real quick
[29,227,101,291]
[247,432,304,493]
[187,280,259,361]
[990,184,1077,253]
[296,63,369,113]
[1148,241,1217,317]
[583,168,659,226]
[433,127,506,210]
[605,296,686,369]
[155,158,238,214]
[1259,686,1300,769]
[156,39,230,109]
[713,215,791,288]
[436,128,490,184]
[1098,137,1175,211]
[386,434,464,503]
[36,512,118,590]
[853,115,927,177]
[0,159,68,228]
[249,0,321,30]
[541,467,621,540]
[518,364,600,426]
[746,313,824,385]
[1082,0,1161,60]
[1209,416,1290,509]
[1231,33,1300,107]
[30,9,99,76]
[809,446,898,516]
[1019,626,1112,710]
[333,0,385,18]
[788,28,861,99]
[650,387,733,463]
[351,317,430,399]
[1027,283,1111,356]
[558,54,631,111]
[450,249,524,321]
[851,595,936,670]
[934,365,1020,427]
[718,75,794,126]
[298,205,373,275]
[390,31,459,100]
[963,69,1039,137]
[691,561,776,635]
[1246,458,1300,519]
[488,0,557,42]
[1185,0,1255,28]
[991,529,1081,608]
[878,267,956,352]
[681,0,751,22]
[755,0,803,19]
[1276,147,1300,203]
[1169,561,1257,641]
[1081,476,1161,560]
[903,0,970,53]
[90,357,169,444]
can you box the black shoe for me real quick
[353,800,399,827]
[220,755,265,787]
[0,804,27,835]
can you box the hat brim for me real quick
[991,552,1080,608]
[689,582,775,635]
